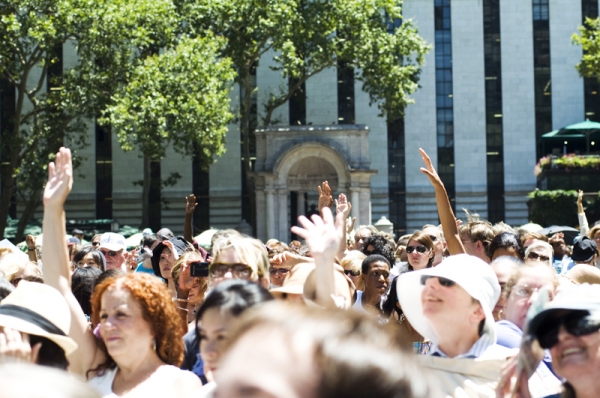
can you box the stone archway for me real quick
[252,125,377,242]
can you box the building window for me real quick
[388,118,406,236]
[483,0,505,222]
[337,61,355,124]
[533,0,552,157]
[241,63,257,232]
[148,160,161,231]
[435,0,455,208]
[0,77,17,218]
[582,1,600,124]
[289,76,306,126]
[95,123,113,219]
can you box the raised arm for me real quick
[419,148,465,255]
[317,181,333,218]
[335,193,352,260]
[42,147,104,376]
[577,189,590,236]
[183,194,197,243]
[291,207,345,309]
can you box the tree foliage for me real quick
[573,17,600,79]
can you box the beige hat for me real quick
[0,281,78,355]
[564,264,600,285]
[270,263,315,298]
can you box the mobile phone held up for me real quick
[190,261,210,277]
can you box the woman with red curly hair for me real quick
[41,148,201,397]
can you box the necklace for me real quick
[191,302,200,315]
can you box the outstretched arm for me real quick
[419,148,465,255]
[42,148,104,376]
[184,194,197,243]
[291,207,346,309]
[335,193,352,260]
[577,189,590,236]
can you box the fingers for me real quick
[318,186,323,195]
[419,148,432,167]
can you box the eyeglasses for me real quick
[269,268,290,276]
[100,249,121,257]
[420,275,456,287]
[91,242,100,247]
[210,263,252,279]
[429,235,438,242]
[527,252,550,262]
[511,284,543,299]
[407,245,428,254]
[538,311,600,349]
[344,269,360,277]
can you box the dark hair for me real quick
[361,234,395,266]
[0,276,15,301]
[72,246,106,271]
[406,231,435,271]
[29,335,69,370]
[71,266,102,316]
[488,232,525,260]
[381,276,401,319]
[93,268,127,292]
[195,279,273,340]
[143,234,159,249]
[361,254,391,275]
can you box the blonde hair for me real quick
[340,251,366,274]
[0,253,42,283]
[212,235,269,280]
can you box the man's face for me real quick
[364,261,390,296]
[551,238,566,258]
[91,236,101,248]
[269,266,290,287]
[99,247,126,270]
[460,232,478,257]
[354,228,372,251]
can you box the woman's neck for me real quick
[114,349,163,377]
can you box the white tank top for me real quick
[88,367,119,398]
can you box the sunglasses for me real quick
[527,252,550,262]
[344,269,360,277]
[269,268,290,276]
[538,311,600,349]
[429,235,438,242]
[100,249,121,257]
[407,245,428,254]
[420,275,456,287]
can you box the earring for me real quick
[153,339,156,351]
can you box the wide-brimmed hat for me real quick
[396,254,500,345]
[0,281,78,355]
[528,283,600,340]
[270,263,315,298]
[151,236,190,277]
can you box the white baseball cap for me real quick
[396,254,501,345]
[99,232,126,252]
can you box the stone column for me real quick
[277,189,288,242]
[350,188,361,227]
[296,191,305,219]
[265,189,276,239]
[359,188,371,226]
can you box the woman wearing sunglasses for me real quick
[340,250,366,290]
[406,231,435,271]
[499,283,600,398]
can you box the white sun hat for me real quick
[0,281,78,355]
[396,254,501,345]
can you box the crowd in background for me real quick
[0,147,599,398]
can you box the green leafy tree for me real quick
[176,0,429,230]
[0,0,234,238]
[573,17,600,79]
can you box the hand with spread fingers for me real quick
[495,355,532,398]
[43,147,73,209]
[0,328,41,364]
[185,194,197,215]
[291,207,344,267]
[335,193,352,219]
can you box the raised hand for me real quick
[335,193,352,219]
[317,181,333,212]
[43,147,73,209]
[178,260,197,291]
[0,328,41,364]
[291,207,344,263]
[185,194,197,215]
[419,148,443,187]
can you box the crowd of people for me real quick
[0,146,599,398]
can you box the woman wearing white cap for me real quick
[41,148,202,397]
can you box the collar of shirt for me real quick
[429,333,495,359]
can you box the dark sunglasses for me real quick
[344,269,360,277]
[538,311,600,349]
[269,268,290,276]
[527,252,550,262]
[420,275,456,287]
[407,245,428,254]
[100,249,119,257]
[429,235,437,242]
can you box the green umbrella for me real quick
[541,119,600,154]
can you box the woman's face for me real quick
[77,252,102,270]
[407,239,433,270]
[199,307,235,375]
[187,277,206,305]
[210,247,255,287]
[343,264,360,287]
[503,268,555,330]
[99,287,154,359]
[550,322,600,384]
[159,247,173,280]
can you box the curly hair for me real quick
[361,234,395,266]
[89,273,185,375]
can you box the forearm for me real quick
[42,205,71,292]
[433,183,465,255]
[184,213,193,243]
[26,248,37,263]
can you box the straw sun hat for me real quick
[0,281,78,355]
